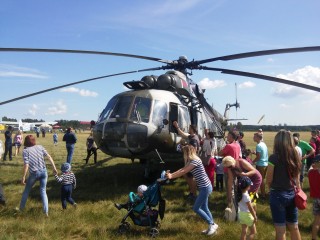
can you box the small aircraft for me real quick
[1,47,320,176]
[0,119,58,132]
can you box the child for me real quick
[54,162,77,209]
[114,185,147,212]
[215,157,224,191]
[84,132,97,164]
[237,176,257,240]
[14,130,23,156]
[308,159,320,240]
[53,131,58,146]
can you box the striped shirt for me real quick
[55,172,76,188]
[23,145,48,173]
[190,159,211,188]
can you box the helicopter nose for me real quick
[126,123,148,149]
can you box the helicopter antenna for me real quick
[235,83,238,119]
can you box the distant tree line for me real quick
[229,122,320,132]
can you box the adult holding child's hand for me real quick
[18,135,57,217]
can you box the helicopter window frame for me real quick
[130,96,152,123]
[178,105,191,133]
[110,95,134,119]
[152,100,168,126]
[98,96,118,122]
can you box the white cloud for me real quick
[0,64,48,79]
[272,66,320,98]
[28,104,39,116]
[279,103,291,108]
[60,87,98,97]
[198,78,226,90]
[45,101,67,115]
[238,81,256,89]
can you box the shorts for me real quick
[313,198,320,216]
[15,142,21,147]
[239,211,254,227]
[269,189,298,226]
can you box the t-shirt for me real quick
[190,159,211,188]
[221,142,240,160]
[255,142,268,167]
[4,130,12,144]
[188,134,200,152]
[308,168,320,198]
[23,145,48,173]
[315,137,320,155]
[298,140,313,164]
[268,154,294,191]
[239,191,250,212]
[221,142,241,173]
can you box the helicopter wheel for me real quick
[118,222,130,234]
[149,227,159,238]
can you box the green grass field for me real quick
[0,131,316,239]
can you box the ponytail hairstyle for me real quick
[273,130,301,178]
[236,176,252,203]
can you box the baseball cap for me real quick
[137,185,147,194]
[238,176,253,189]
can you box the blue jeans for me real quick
[66,143,75,164]
[193,184,214,225]
[61,184,75,209]
[20,169,48,214]
[269,189,298,226]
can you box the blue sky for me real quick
[0,0,320,125]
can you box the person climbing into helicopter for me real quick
[173,121,200,201]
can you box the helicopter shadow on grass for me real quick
[41,157,184,203]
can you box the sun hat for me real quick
[137,185,147,194]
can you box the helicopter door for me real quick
[178,105,191,133]
[169,103,178,133]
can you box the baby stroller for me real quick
[117,179,166,238]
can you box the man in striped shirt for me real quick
[55,162,77,209]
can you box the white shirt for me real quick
[239,191,251,212]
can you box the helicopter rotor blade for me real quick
[195,46,320,65]
[200,66,320,93]
[0,48,173,64]
[0,67,163,106]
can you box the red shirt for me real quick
[221,142,241,173]
[316,137,320,155]
[308,169,320,198]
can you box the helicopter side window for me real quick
[152,100,167,126]
[178,105,191,132]
[130,97,151,123]
[98,96,118,122]
[110,95,133,118]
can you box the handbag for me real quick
[288,169,307,210]
[294,188,307,210]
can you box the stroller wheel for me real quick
[118,222,130,234]
[149,227,159,238]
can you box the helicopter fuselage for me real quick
[92,88,222,161]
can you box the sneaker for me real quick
[114,203,122,210]
[201,229,208,234]
[73,203,77,209]
[207,223,218,236]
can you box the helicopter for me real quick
[1,47,320,175]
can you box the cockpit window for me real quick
[98,96,118,122]
[130,97,151,123]
[110,95,133,118]
[152,100,167,126]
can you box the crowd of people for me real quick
[2,124,320,239]
[165,123,320,239]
